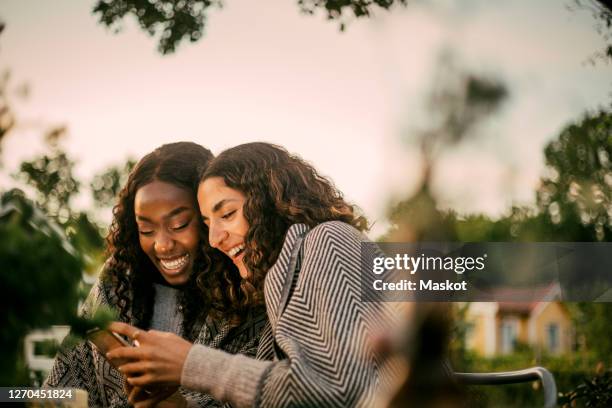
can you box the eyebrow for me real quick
[136,206,191,223]
[201,199,238,220]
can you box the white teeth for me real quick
[228,244,245,257]
[159,254,189,270]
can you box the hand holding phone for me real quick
[86,328,133,367]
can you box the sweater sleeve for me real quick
[181,222,385,407]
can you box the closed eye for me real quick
[222,210,236,220]
[171,220,190,231]
[139,230,153,236]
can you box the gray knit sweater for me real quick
[181,222,394,407]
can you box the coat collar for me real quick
[269,223,310,275]
[264,224,310,327]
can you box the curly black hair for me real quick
[199,142,368,320]
[104,142,237,340]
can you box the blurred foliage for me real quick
[13,130,108,273]
[0,70,16,156]
[0,189,82,386]
[569,303,612,361]
[558,363,612,408]
[33,338,60,359]
[0,190,118,386]
[91,158,136,208]
[385,60,508,242]
[93,0,408,54]
[15,127,80,224]
[93,0,221,54]
[424,59,508,150]
[383,186,457,242]
[1,20,29,165]
[573,0,612,65]
[0,69,29,162]
[0,20,115,385]
[537,110,612,242]
[297,0,407,30]
[386,111,612,243]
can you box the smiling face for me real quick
[197,177,250,279]
[134,180,200,286]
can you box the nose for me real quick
[154,231,175,254]
[208,221,228,249]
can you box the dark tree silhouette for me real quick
[574,0,612,63]
[93,0,407,54]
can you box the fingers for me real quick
[106,344,144,363]
[108,321,144,341]
[127,374,160,387]
[117,361,150,376]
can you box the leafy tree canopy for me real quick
[537,110,612,241]
[574,0,612,64]
[93,0,407,54]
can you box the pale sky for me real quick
[1,0,611,236]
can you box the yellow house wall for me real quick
[467,302,572,355]
[518,316,529,344]
[533,302,572,354]
[469,314,487,355]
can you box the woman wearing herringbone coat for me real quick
[108,142,396,407]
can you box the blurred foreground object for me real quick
[384,303,467,408]
[558,362,612,407]
[0,189,83,385]
[0,189,112,387]
[381,304,558,408]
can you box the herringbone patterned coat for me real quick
[182,222,396,407]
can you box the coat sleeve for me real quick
[181,222,388,407]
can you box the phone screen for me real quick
[86,328,132,367]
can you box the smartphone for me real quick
[86,328,132,367]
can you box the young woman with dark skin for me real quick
[108,142,395,408]
[45,142,267,408]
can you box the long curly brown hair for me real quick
[104,142,237,340]
[199,142,368,319]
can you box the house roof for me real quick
[485,284,561,315]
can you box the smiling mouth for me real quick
[227,244,245,258]
[158,254,190,271]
